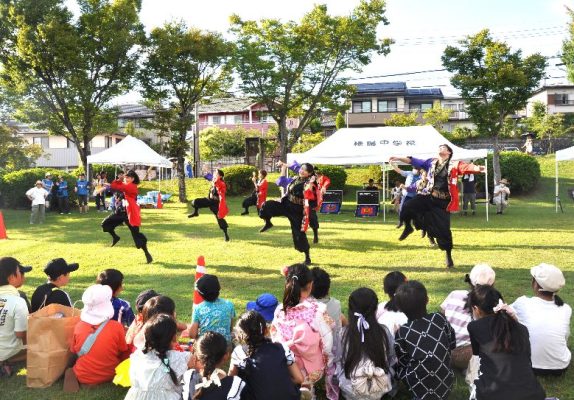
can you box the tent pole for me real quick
[485,157,489,222]
[382,163,386,222]
[555,157,559,213]
[159,166,162,193]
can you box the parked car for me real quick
[502,146,520,152]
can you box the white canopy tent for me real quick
[287,125,489,221]
[555,145,574,212]
[87,135,172,191]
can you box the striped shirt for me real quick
[440,290,472,347]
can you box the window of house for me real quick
[105,136,112,148]
[33,137,49,148]
[410,102,433,112]
[556,93,571,105]
[352,100,372,113]
[377,100,397,112]
[260,113,274,123]
[225,114,243,124]
[209,115,222,125]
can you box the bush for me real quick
[474,152,540,194]
[365,165,403,189]
[73,164,118,180]
[221,165,257,195]
[1,168,78,209]
[315,165,347,190]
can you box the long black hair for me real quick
[143,314,178,385]
[469,285,527,353]
[383,271,407,312]
[125,169,140,185]
[142,295,176,323]
[342,288,390,378]
[282,263,313,312]
[235,311,269,357]
[193,331,228,400]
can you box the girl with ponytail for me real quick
[183,331,245,400]
[125,314,192,400]
[467,285,545,400]
[271,263,334,398]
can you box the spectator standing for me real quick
[54,175,71,214]
[493,178,510,215]
[25,180,49,224]
[461,174,477,216]
[75,173,90,214]
[0,257,32,375]
[512,263,571,376]
[42,172,54,210]
[30,258,78,312]
[93,171,108,212]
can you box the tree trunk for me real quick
[278,118,288,161]
[492,134,501,185]
[78,137,91,175]
[177,130,187,203]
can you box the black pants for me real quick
[242,193,257,212]
[57,196,70,213]
[95,193,106,210]
[101,212,147,249]
[400,194,452,251]
[309,210,319,234]
[192,197,228,232]
[260,199,310,253]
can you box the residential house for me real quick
[198,97,275,134]
[347,82,444,127]
[441,96,475,132]
[526,84,574,117]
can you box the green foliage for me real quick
[0,0,145,170]
[230,0,391,159]
[384,112,419,127]
[308,118,322,133]
[1,168,78,208]
[199,127,253,161]
[291,132,326,153]
[221,164,257,195]
[366,165,403,189]
[315,165,347,189]
[73,164,118,180]
[474,152,541,194]
[0,124,43,171]
[524,101,570,152]
[562,8,574,83]
[335,112,346,130]
[422,104,452,130]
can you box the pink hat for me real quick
[81,284,114,325]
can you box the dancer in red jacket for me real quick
[102,170,153,263]
[310,169,331,243]
[188,169,230,241]
[390,144,484,268]
[241,169,268,215]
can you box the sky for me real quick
[66,0,574,102]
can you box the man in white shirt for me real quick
[0,257,31,374]
[26,180,49,224]
[492,178,511,214]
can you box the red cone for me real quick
[193,256,206,306]
[156,191,163,209]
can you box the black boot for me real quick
[143,246,153,264]
[313,230,319,244]
[421,230,427,238]
[429,236,437,247]
[399,224,414,241]
[259,220,273,233]
[396,220,403,229]
[224,230,230,242]
[241,209,249,216]
[304,251,312,265]
[445,250,454,268]
[188,209,199,218]
[110,232,120,247]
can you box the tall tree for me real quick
[335,112,346,130]
[230,0,391,160]
[0,124,43,171]
[525,101,569,153]
[0,0,145,171]
[139,22,233,202]
[442,29,546,182]
[562,7,574,83]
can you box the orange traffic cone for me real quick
[193,256,206,306]
[156,191,163,209]
[0,211,7,240]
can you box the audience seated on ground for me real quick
[71,284,130,385]
[133,295,186,352]
[376,271,408,335]
[245,293,278,324]
[0,257,31,376]
[440,263,496,370]
[30,258,78,312]
[512,263,571,377]
[96,268,135,328]
[125,289,159,351]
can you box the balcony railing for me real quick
[555,100,574,106]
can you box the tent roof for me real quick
[87,135,172,168]
[556,145,574,161]
[287,125,487,165]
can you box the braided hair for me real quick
[235,311,269,357]
[142,314,178,385]
[282,263,313,312]
[193,331,228,400]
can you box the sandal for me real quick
[0,362,13,377]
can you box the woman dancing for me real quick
[259,161,318,265]
[102,170,153,264]
[241,169,268,215]
[389,144,484,268]
[188,168,230,242]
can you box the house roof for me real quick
[405,88,443,98]
[354,82,407,95]
[198,98,259,113]
[532,84,574,95]
[117,104,154,119]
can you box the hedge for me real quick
[474,152,541,194]
[73,164,120,180]
[315,165,347,190]
[366,165,403,189]
[1,168,79,209]
[221,165,257,195]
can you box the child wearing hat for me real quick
[0,257,32,376]
[512,263,571,376]
[189,274,236,344]
[30,258,79,312]
[246,293,278,323]
[71,284,130,385]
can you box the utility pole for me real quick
[194,102,200,176]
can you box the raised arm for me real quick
[388,156,413,165]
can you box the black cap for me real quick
[195,274,220,301]
[135,289,159,312]
[44,258,79,280]
[0,257,32,274]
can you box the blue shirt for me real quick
[111,297,135,327]
[400,170,421,197]
[57,181,68,197]
[76,179,89,196]
[42,178,53,192]
[192,298,236,343]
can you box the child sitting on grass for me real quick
[97,268,135,328]
[394,280,456,400]
[189,274,236,344]
[229,311,303,400]
[183,331,246,400]
[125,289,158,350]
[125,314,192,400]
[376,271,408,335]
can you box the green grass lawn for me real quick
[1,156,574,400]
